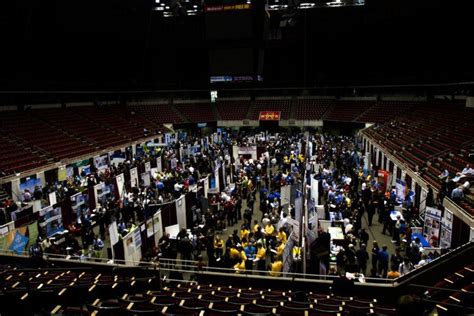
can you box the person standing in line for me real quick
[371,241,380,271]
[378,245,389,278]
[356,243,369,276]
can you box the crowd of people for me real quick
[0,130,446,281]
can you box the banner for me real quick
[109,221,119,246]
[9,231,29,255]
[27,222,39,248]
[175,195,187,229]
[396,179,406,202]
[58,167,67,182]
[424,207,442,246]
[259,111,281,121]
[153,211,163,245]
[146,219,154,238]
[440,210,453,248]
[133,228,142,248]
[280,185,291,206]
[130,167,138,188]
[49,192,57,206]
[116,173,125,197]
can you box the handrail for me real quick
[0,249,395,284]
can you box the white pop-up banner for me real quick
[130,167,138,188]
[175,195,187,229]
[116,173,125,197]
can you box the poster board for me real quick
[116,173,125,198]
[310,178,319,205]
[439,210,453,249]
[49,192,57,206]
[424,207,442,247]
[280,185,291,206]
[109,221,119,247]
[175,195,187,230]
[396,179,406,202]
[38,205,64,238]
[130,167,138,188]
[122,228,142,266]
[153,211,163,246]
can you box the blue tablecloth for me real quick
[411,233,430,247]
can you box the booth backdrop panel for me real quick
[160,203,177,229]
[175,195,187,230]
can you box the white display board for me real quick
[310,178,319,205]
[144,161,151,173]
[49,192,57,206]
[175,195,187,230]
[109,221,119,246]
[123,228,142,266]
[204,176,209,197]
[116,173,125,197]
[280,185,291,206]
[130,167,138,188]
[153,211,163,246]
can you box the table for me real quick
[390,210,405,221]
[328,227,344,241]
[411,233,430,247]
[165,224,180,239]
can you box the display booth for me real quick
[38,205,64,238]
[424,207,442,247]
[439,210,453,249]
[122,228,142,266]
[377,170,391,193]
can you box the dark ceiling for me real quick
[0,0,472,93]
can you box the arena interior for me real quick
[0,0,473,315]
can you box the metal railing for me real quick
[0,249,395,285]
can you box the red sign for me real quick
[259,111,281,121]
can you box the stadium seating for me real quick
[324,100,375,122]
[174,103,216,123]
[357,101,419,123]
[363,100,474,214]
[129,104,185,124]
[0,266,400,316]
[294,99,333,120]
[0,134,47,175]
[0,111,94,162]
[216,100,251,121]
[425,262,474,315]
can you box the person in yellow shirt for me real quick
[241,237,249,248]
[269,256,283,277]
[277,227,287,244]
[230,246,240,261]
[253,220,260,233]
[265,223,275,237]
[214,235,224,259]
[276,241,285,257]
[234,246,247,273]
[292,245,301,260]
[241,225,250,241]
[255,242,266,274]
